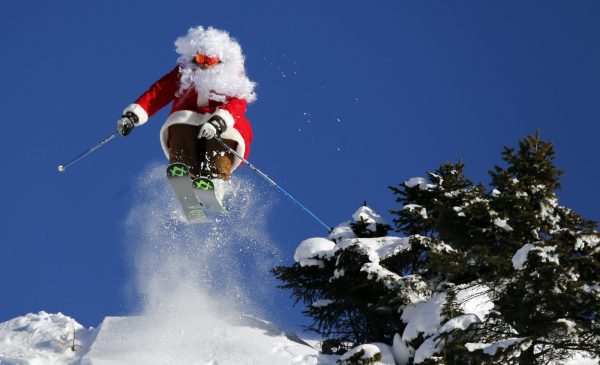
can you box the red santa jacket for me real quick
[123,66,252,168]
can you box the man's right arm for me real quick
[118,66,180,135]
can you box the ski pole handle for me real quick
[58,131,120,173]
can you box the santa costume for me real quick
[120,26,256,179]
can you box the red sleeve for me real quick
[219,97,247,124]
[134,66,180,118]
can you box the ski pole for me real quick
[57,131,120,173]
[215,137,332,233]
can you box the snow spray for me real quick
[122,162,283,319]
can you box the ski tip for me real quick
[192,177,215,191]
[166,162,191,178]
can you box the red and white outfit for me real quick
[123,66,252,172]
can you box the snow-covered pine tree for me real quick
[390,132,600,364]
[272,205,407,354]
[272,205,458,363]
[273,133,598,365]
[484,133,600,364]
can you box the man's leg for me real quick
[168,124,202,178]
[201,138,238,180]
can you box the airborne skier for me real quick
[116,26,256,220]
[56,25,330,229]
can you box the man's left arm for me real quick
[211,97,248,130]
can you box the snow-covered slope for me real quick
[0,311,338,365]
[1,309,597,365]
[80,314,325,365]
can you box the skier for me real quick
[116,26,256,203]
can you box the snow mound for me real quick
[338,343,396,365]
[294,237,336,267]
[403,204,428,219]
[404,177,437,190]
[0,311,95,365]
[352,205,386,225]
[328,221,355,241]
[399,285,494,363]
[512,243,535,270]
[512,243,560,270]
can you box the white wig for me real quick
[175,26,257,103]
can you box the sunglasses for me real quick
[193,53,221,66]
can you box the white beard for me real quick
[175,26,256,103]
[177,60,256,103]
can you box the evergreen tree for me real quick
[390,132,600,364]
[272,205,408,353]
[273,133,599,364]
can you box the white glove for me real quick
[198,123,218,139]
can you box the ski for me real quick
[166,163,207,223]
[192,176,228,213]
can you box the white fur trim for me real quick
[122,104,149,125]
[159,110,246,172]
[219,127,246,171]
[211,108,235,129]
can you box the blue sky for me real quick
[1,0,598,333]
